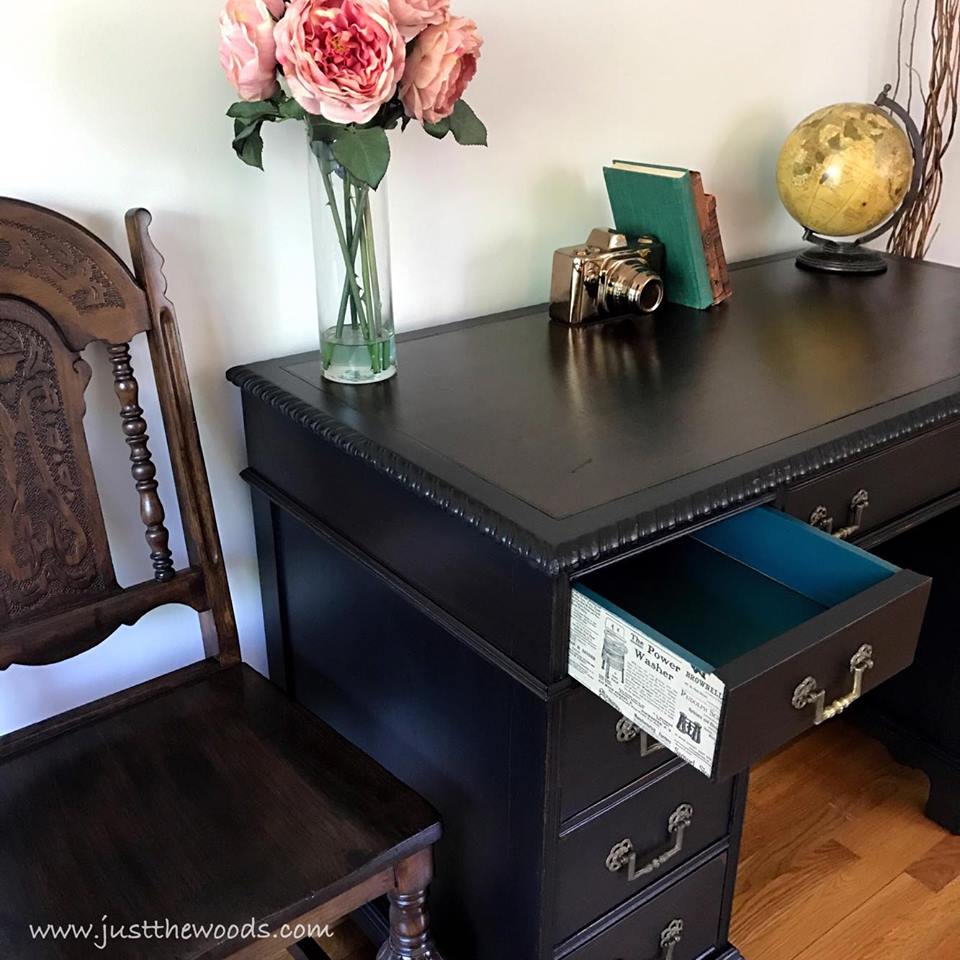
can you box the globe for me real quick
[776,102,915,239]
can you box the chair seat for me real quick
[0,663,440,959]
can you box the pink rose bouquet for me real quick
[389,0,449,41]
[274,0,405,124]
[218,0,486,182]
[218,0,286,103]
[400,16,481,124]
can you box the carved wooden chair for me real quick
[0,199,441,960]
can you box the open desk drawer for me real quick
[568,507,931,780]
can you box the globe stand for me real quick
[796,236,888,275]
[794,84,924,277]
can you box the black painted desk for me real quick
[229,253,960,960]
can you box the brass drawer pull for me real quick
[605,804,694,881]
[792,644,875,725]
[810,488,870,540]
[616,918,684,960]
[615,716,665,756]
[641,919,684,960]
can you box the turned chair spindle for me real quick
[108,342,175,582]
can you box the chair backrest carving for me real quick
[0,205,151,349]
[0,199,238,671]
[0,299,118,624]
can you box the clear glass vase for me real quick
[307,139,396,384]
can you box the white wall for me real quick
[1,0,952,733]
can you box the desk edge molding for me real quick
[226,364,960,576]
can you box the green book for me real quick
[603,160,715,310]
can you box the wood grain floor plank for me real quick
[905,834,960,893]
[796,870,960,960]
[879,872,960,959]
[733,838,931,959]
[732,837,860,956]
[737,725,895,874]
[791,873,932,960]
[733,719,952,960]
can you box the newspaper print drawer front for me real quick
[554,760,733,942]
[568,507,931,781]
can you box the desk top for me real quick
[228,253,960,573]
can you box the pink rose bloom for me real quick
[400,16,482,124]
[218,0,285,102]
[388,0,449,40]
[275,0,405,125]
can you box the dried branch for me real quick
[889,0,960,259]
[895,0,910,99]
[908,0,922,113]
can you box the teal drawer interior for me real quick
[579,507,900,673]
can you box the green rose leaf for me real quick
[232,118,259,140]
[232,118,265,170]
[307,115,347,142]
[449,100,487,147]
[278,98,307,121]
[422,117,451,140]
[227,100,279,122]
[333,125,391,188]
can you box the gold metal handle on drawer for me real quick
[810,489,870,541]
[791,644,875,725]
[605,804,694,881]
[615,716,665,757]
[615,919,684,960]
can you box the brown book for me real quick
[703,193,733,304]
[689,172,733,305]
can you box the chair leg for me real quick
[376,849,438,960]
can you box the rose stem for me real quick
[362,196,385,367]
[319,152,369,340]
[337,181,360,337]
[338,174,356,335]
[333,183,369,337]
[352,180,380,373]
[357,188,379,372]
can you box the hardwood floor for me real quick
[732,718,960,960]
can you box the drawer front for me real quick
[780,420,960,540]
[559,687,673,820]
[559,852,727,960]
[555,762,733,941]
[714,567,929,777]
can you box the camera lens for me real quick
[601,258,664,315]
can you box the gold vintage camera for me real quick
[550,228,665,325]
